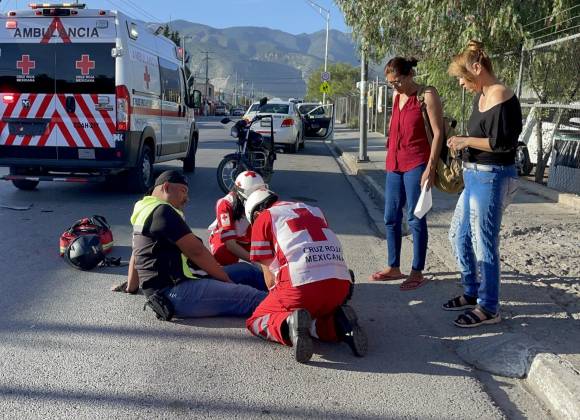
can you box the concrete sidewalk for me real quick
[327,125,580,419]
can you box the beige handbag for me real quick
[417,86,464,194]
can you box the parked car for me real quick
[297,103,332,138]
[243,98,304,153]
[215,104,228,116]
[231,107,245,117]
[517,106,580,175]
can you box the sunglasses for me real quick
[387,79,403,87]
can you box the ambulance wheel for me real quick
[183,136,197,173]
[12,179,39,191]
[127,144,154,193]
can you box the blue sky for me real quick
[1,0,350,34]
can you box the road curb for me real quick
[328,139,580,420]
[527,353,580,419]
[518,179,580,210]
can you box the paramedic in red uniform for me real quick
[208,171,266,265]
[244,189,368,363]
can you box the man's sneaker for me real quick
[335,305,368,357]
[287,309,313,363]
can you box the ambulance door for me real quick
[159,58,185,155]
[54,43,117,160]
[128,46,161,154]
[0,41,57,159]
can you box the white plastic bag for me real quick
[414,184,432,219]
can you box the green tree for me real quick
[305,63,359,103]
[335,0,579,180]
[335,0,576,113]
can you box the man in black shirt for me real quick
[126,170,266,318]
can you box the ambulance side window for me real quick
[159,59,181,104]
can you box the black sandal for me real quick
[453,306,501,328]
[442,295,477,311]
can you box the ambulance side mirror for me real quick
[187,89,202,109]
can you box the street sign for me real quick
[321,71,331,82]
[319,81,330,94]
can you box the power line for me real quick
[104,0,133,17]
[527,14,579,36]
[531,23,580,42]
[522,4,580,28]
[122,0,159,22]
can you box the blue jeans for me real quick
[224,262,268,291]
[384,164,428,271]
[164,263,267,318]
[449,164,518,315]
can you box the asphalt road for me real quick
[0,119,519,418]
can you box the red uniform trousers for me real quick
[246,278,350,345]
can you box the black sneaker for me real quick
[287,309,313,363]
[335,305,368,357]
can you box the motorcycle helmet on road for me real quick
[234,171,267,199]
[245,189,279,223]
[64,234,105,271]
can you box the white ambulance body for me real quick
[0,3,200,192]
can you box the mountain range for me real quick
[167,20,361,99]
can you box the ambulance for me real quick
[0,3,201,192]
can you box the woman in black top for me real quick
[443,41,522,328]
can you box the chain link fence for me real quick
[334,82,392,136]
[515,33,580,193]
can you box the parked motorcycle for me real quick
[217,97,276,194]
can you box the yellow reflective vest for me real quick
[130,195,196,280]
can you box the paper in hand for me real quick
[414,184,432,219]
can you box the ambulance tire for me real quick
[183,135,197,173]
[127,144,154,193]
[12,179,39,191]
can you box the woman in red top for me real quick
[370,57,444,290]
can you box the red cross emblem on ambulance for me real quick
[75,54,95,76]
[287,208,328,242]
[17,55,36,75]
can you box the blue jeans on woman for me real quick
[449,164,518,315]
[164,262,267,318]
[384,164,428,272]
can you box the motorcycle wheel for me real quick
[217,154,248,194]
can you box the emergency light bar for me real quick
[29,3,86,9]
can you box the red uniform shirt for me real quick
[208,192,251,265]
[250,201,350,288]
[386,93,431,172]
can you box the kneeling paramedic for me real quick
[244,189,368,363]
[208,170,267,266]
[127,170,266,319]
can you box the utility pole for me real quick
[358,47,369,162]
[305,0,330,105]
[241,80,245,106]
[201,51,212,103]
[234,72,238,106]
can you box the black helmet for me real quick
[64,235,105,271]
